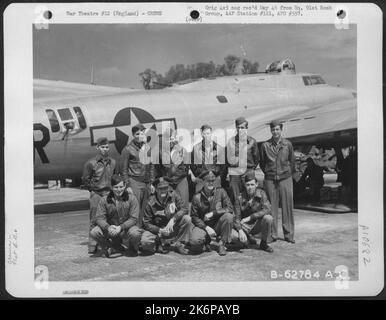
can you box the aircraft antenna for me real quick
[240,44,247,58]
[90,64,95,85]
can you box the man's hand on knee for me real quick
[108,225,121,237]
[158,227,170,238]
[205,226,216,238]
[238,229,248,244]
[204,212,214,222]
[164,218,175,234]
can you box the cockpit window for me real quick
[303,75,325,86]
[310,77,319,85]
[310,75,325,85]
[45,109,60,132]
[302,76,312,86]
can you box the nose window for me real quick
[73,106,87,129]
[57,108,73,121]
[45,109,60,132]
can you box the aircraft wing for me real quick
[248,98,357,147]
[34,79,139,105]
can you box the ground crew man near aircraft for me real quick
[233,171,274,253]
[335,146,357,205]
[191,124,227,193]
[300,157,325,204]
[82,137,116,254]
[227,116,260,203]
[90,174,155,257]
[156,129,190,208]
[143,177,193,255]
[190,170,234,256]
[260,120,295,243]
[121,123,155,227]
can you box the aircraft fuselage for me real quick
[33,72,356,182]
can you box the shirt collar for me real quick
[201,140,216,152]
[96,154,110,163]
[202,139,213,147]
[270,136,282,146]
[235,134,251,144]
[111,193,125,204]
[242,189,260,201]
[132,139,145,149]
[200,186,216,200]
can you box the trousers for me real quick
[172,177,189,209]
[264,177,294,241]
[150,215,193,245]
[190,212,234,248]
[90,225,156,253]
[168,215,192,243]
[88,191,108,250]
[239,215,273,242]
[127,177,150,228]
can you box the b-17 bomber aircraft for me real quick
[33,59,357,183]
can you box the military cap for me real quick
[269,120,283,129]
[96,137,109,146]
[235,116,248,127]
[153,177,171,189]
[199,170,217,181]
[132,123,146,135]
[244,171,257,183]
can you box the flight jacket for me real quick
[95,190,139,231]
[260,137,295,181]
[157,142,190,187]
[121,139,155,184]
[143,189,188,235]
[233,188,271,231]
[190,140,227,180]
[190,187,233,230]
[226,135,260,171]
[82,155,116,194]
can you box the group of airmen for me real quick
[82,117,295,258]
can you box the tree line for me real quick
[139,55,260,90]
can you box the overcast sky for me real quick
[33,24,356,89]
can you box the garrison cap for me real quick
[96,137,109,146]
[244,171,257,183]
[269,120,283,129]
[235,116,248,127]
[132,123,146,135]
[199,170,217,181]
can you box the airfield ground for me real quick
[35,207,358,282]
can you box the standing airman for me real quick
[260,120,295,243]
[227,116,260,203]
[82,137,116,254]
[120,124,155,227]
